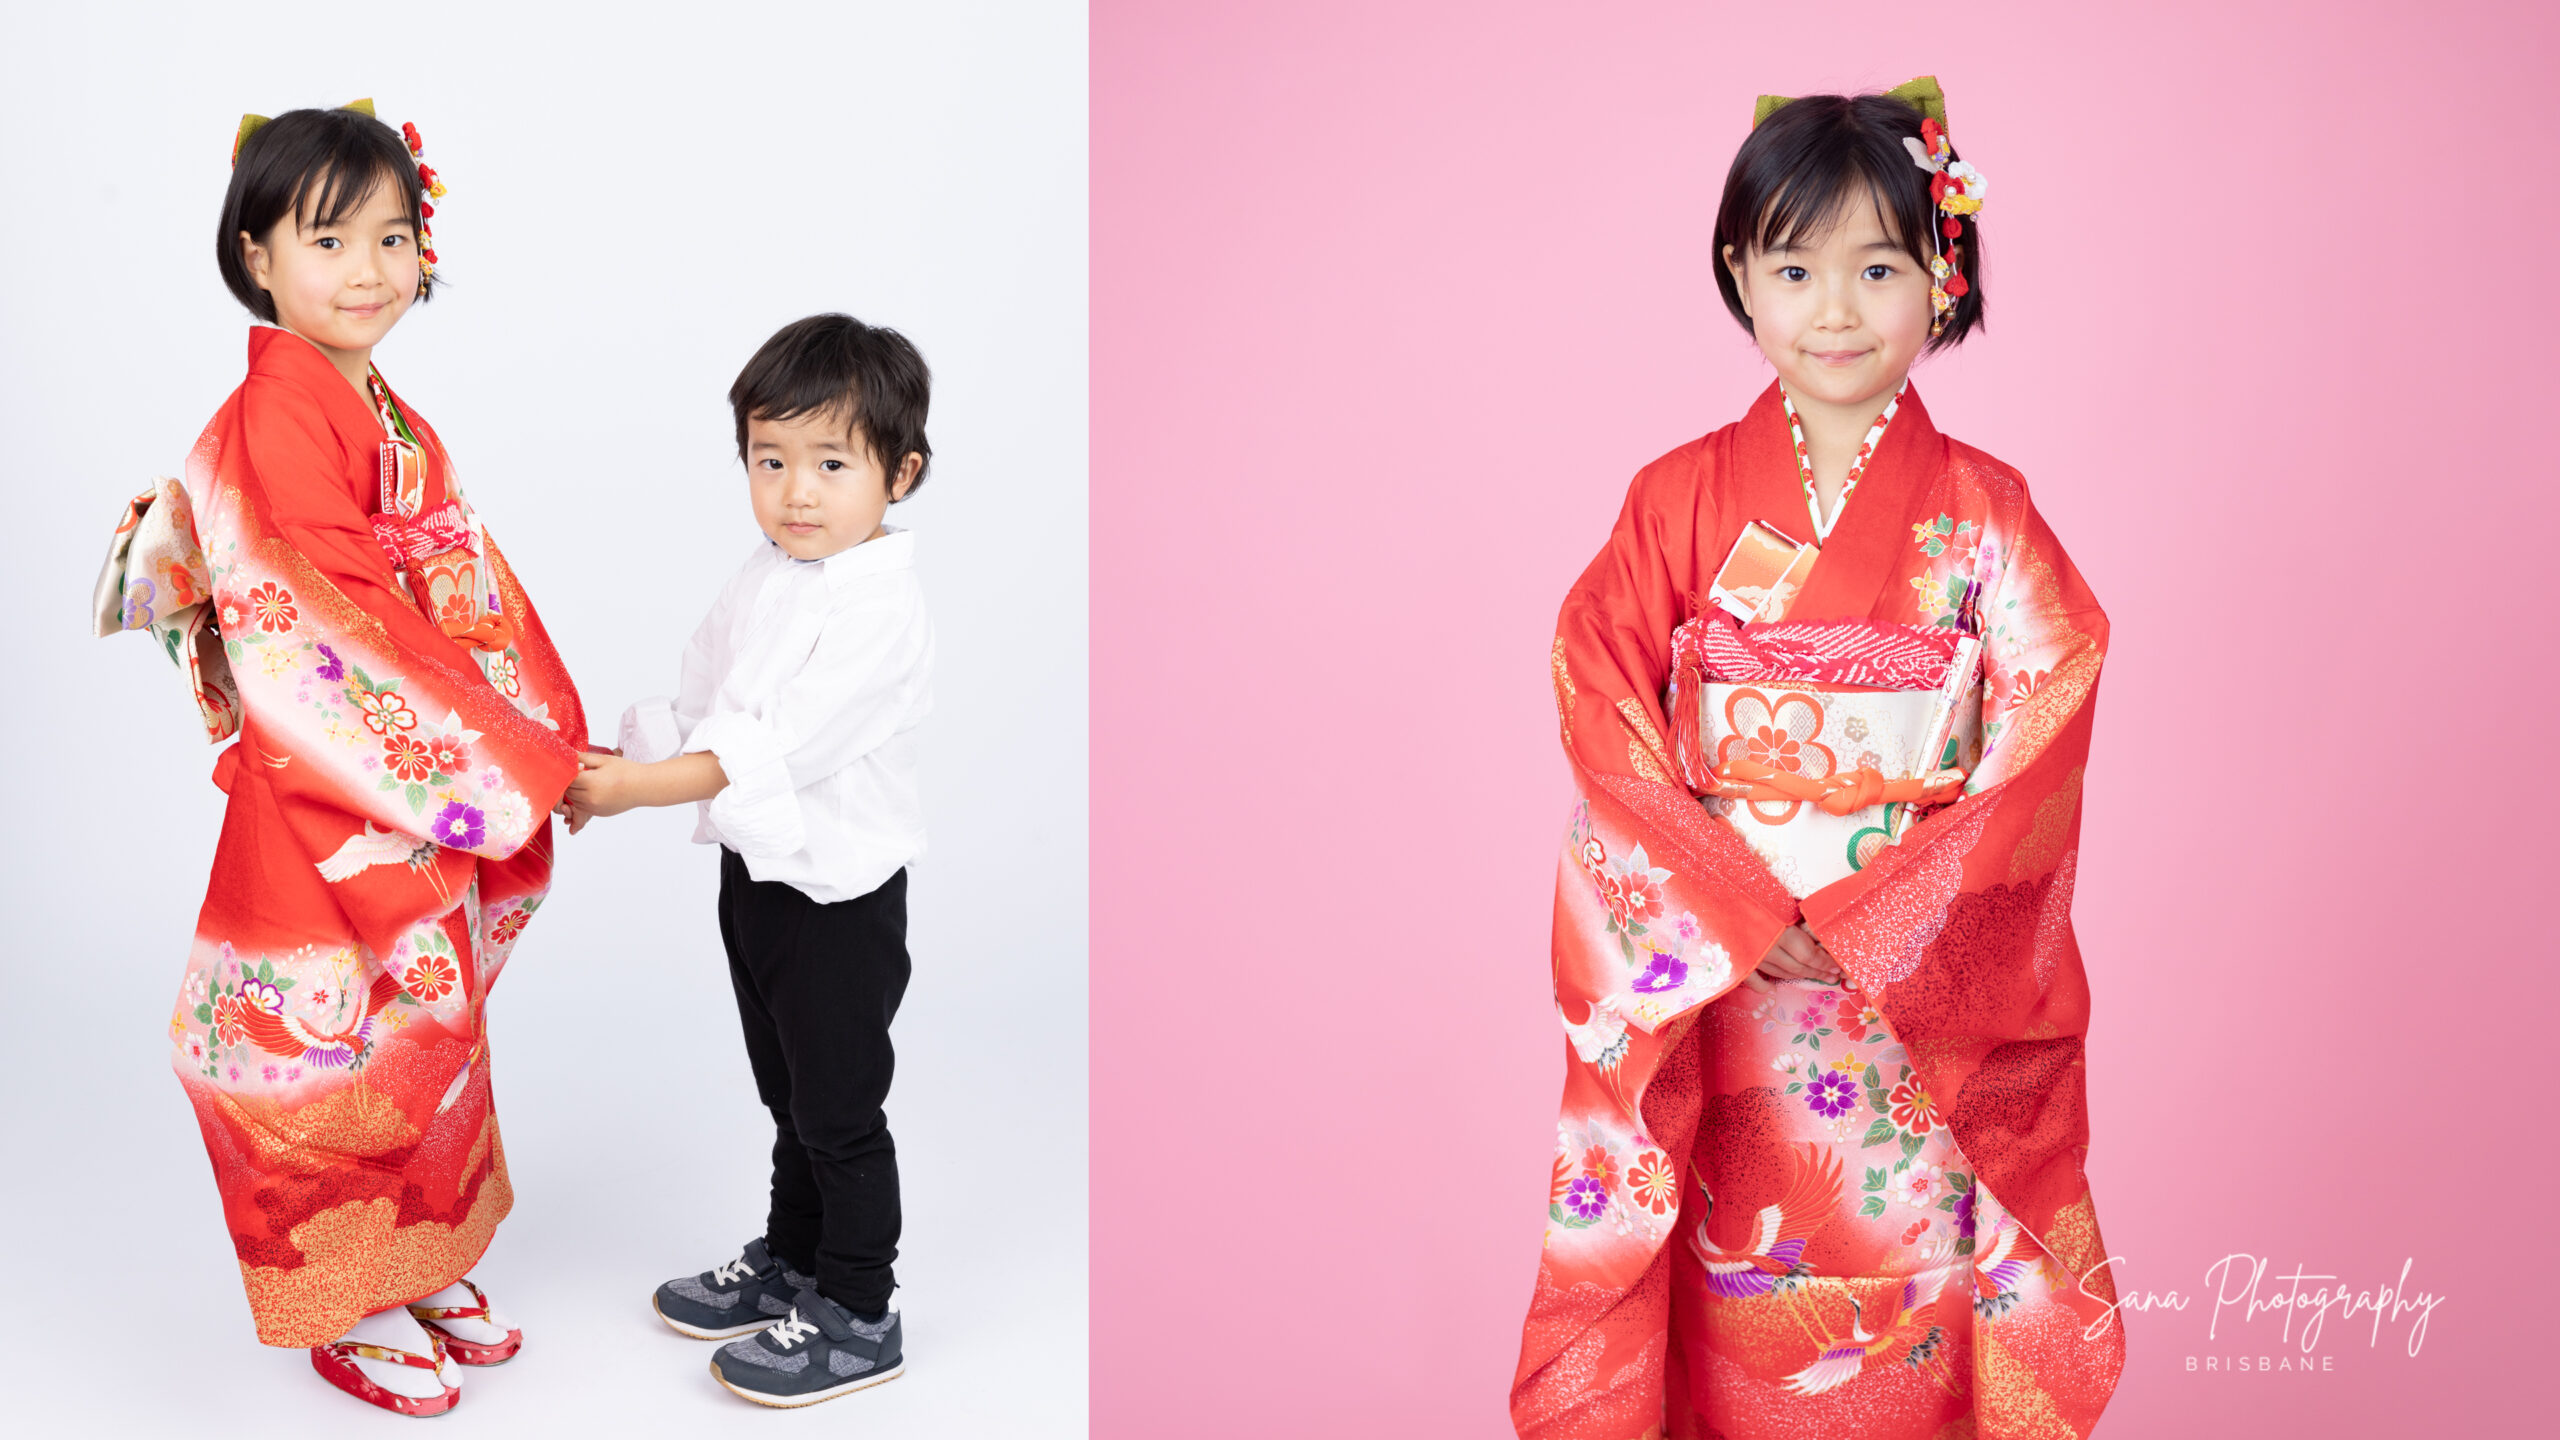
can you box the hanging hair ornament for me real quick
[1902,117,1986,337]
[400,121,446,279]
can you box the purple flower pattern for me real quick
[1631,951,1689,994]
[1804,1071,1858,1119]
[431,801,486,849]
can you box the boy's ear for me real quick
[889,452,923,502]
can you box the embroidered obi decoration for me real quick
[367,372,514,654]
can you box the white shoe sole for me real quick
[653,1294,780,1341]
[713,1358,906,1408]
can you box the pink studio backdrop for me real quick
[1095,3,2555,1435]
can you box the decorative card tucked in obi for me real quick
[1707,520,1819,623]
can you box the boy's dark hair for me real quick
[216,107,430,323]
[729,314,934,498]
[1712,92,1984,351]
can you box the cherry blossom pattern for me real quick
[404,950,459,1003]
[247,581,297,634]
[1889,1078,1939,1135]
[1626,1149,1680,1218]
[1888,1160,1945,1210]
[426,733,471,775]
[487,907,531,947]
[355,685,419,736]
[383,732,438,783]
[211,994,250,1047]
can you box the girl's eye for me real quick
[383,235,406,249]
[1864,264,1894,281]
[759,459,783,470]
[1779,265,1809,282]
[820,460,843,472]
[317,237,341,250]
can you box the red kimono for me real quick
[1513,383,2123,1438]
[122,329,585,1346]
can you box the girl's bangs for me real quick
[1752,156,1924,261]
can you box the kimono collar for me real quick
[1738,377,1948,622]
[1737,377,1943,476]
[245,326,403,460]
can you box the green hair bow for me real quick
[1753,75,1945,130]
[231,97,374,166]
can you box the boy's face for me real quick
[745,409,919,561]
[1722,196,1938,416]
[241,171,420,358]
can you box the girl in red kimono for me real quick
[1512,80,2125,1439]
[97,104,584,1416]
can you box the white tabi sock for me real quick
[411,1278,515,1344]
[337,1306,458,1399]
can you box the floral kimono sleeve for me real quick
[1553,453,1803,985]
[208,376,579,951]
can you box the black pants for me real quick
[717,849,909,1316]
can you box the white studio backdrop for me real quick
[0,3,1088,1435]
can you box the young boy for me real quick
[564,313,935,1408]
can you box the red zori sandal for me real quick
[409,1278,524,1365]
[310,1331,461,1417]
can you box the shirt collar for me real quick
[784,525,915,588]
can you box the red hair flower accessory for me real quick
[401,121,446,278]
[1903,117,1986,336]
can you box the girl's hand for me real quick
[1739,924,1845,993]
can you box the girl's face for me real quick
[239,170,420,359]
[1722,197,1940,414]
[746,409,922,561]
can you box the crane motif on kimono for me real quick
[1970,1208,2034,1319]
[1780,1266,1952,1396]
[228,970,405,1069]
[1689,1142,1843,1298]
[316,821,443,883]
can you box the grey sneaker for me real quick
[651,1239,816,1340]
[710,1289,904,1408]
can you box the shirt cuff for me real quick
[684,711,804,858]
[619,697,686,765]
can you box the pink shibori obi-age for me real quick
[1514,382,2123,1439]
[96,328,585,1346]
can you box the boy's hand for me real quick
[1738,924,1845,993]
[562,752,637,833]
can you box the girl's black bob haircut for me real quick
[729,314,935,499]
[1713,91,1983,352]
[216,106,430,323]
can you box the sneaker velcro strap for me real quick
[789,1288,859,1343]
[741,1238,774,1273]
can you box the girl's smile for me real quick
[238,168,422,399]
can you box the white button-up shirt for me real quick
[620,528,933,903]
